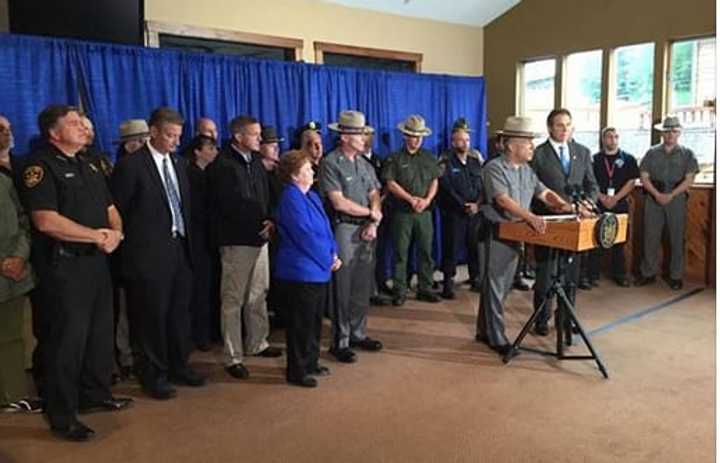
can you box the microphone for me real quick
[563,184,582,216]
[576,185,600,215]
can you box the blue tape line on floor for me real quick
[585,287,705,337]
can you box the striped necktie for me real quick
[162,157,186,237]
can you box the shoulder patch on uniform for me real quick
[89,163,99,173]
[23,165,44,188]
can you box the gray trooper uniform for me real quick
[319,148,381,349]
[477,155,546,348]
[639,144,699,280]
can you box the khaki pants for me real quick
[220,244,270,366]
[0,296,27,406]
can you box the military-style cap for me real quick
[397,114,432,137]
[328,110,373,135]
[260,126,284,144]
[452,117,472,133]
[299,120,322,133]
[653,116,682,132]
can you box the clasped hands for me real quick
[95,228,123,254]
[408,196,430,213]
[1,256,28,282]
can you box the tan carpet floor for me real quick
[0,276,715,463]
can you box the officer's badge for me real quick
[595,212,619,250]
[89,163,99,173]
[23,165,44,188]
[309,121,316,130]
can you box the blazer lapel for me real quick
[173,155,192,226]
[141,149,171,213]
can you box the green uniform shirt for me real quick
[640,143,699,190]
[382,147,442,212]
[0,173,34,302]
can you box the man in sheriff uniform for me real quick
[438,117,484,299]
[477,116,572,356]
[636,116,699,290]
[382,114,443,306]
[20,105,131,441]
[320,110,384,364]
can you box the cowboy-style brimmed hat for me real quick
[260,126,285,144]
[452,117,472,133]
[653,116,682,132]
[495,116,541,139]
[328,110,373,135]
[397,114,432,137]
[114,119,149,144]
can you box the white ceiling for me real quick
[319,0,521,27]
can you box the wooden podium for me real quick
[498,213,628,252]
[496,213,628,378]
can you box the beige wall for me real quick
[145,0,484,76]
[0,0,8,32]
[484,0,716,132]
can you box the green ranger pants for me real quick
[391,210,435,295]
[0,296,27,406]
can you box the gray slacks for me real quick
[332,223,375,349]
[640,194,688,280]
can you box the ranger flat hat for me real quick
[452,117,472,133]
[653,116,682,131]
[495,116,541,139]
[328,110,373,134]
[114,119,149,144]
[260,126,284,144]
[397,114,432,136]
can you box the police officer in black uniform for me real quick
[438,118,484,299]
[20,105,131,441]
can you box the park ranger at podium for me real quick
[476,116,572,356]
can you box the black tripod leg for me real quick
[503,297,550,363]
[557,289,609,379]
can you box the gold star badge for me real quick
[23,165,44,188]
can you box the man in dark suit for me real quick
[529,108,598,336]
[111,107,206,400]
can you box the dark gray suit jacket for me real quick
[530,139,599,214]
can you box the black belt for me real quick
[337,216,367,225]
[56,244,100,258]
[171,231,186,240]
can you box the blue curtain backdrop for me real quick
[0,33,486,276]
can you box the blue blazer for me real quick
[274,183,337,283]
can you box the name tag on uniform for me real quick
[451,168,460,174]
[400,163,409,169]
[345,176,353,182]
[607,187,615,196]
[64,172,76,178]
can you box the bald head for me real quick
[196,117,218,140]
[301,130,323,165]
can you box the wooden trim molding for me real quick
[313,41,422,72]
[144,20,304,59]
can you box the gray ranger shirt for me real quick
[481,154,546,223]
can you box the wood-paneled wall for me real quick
[619,185,715,286]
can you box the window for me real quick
[145,21,303,61]
[519,58,556,144]
[314,42,421,73]
[564,50,602,153]
[668,37,716,183]
[609,43,655,158]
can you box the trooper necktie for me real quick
[559,145,570,175]
[162,157,186,237]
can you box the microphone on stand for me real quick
[563,184,582,217]
[575,185,600,216]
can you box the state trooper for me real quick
[20,105,131,441]
[438,117,484,299]
[636,116,699,290]
[319,110,383,364]
[476,116,572,356]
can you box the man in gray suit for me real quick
[529,108,598,336]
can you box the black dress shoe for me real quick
[287,375,318,388]
[226,363,250,379]
[416,291,441,303]
[308,364,331,376]
[255,346,283,358]
[474,333,488,343]
[669,279,683,290]
[392,293,406,307]
[52,420,95,442]
[370,295,392,306]
[143,378,177,400]
[615,277,630,287]
[469,282,482,293]
[533,324,550,336]
[578,278,592,290]
[635,275,656,286]
[378,282,394,296]
[350,337,383,351]
[441,286,455,300]
[329,347,357,363]
[79,397,133,414]
[169,368,207,387]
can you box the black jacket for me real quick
[206,145,271,247]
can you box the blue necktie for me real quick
[162,157,186,237]
[559,145,570,175]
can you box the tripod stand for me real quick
[502,248,609,379]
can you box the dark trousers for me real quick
[374,217,392,290]
[278,280,326,381]
[29,284,53,399]
[44,255,114,429]
[587,244,627,281]
[189,234,214,347]
[127,239,193,387]
[441,211,480,283]
[532,246,579,327]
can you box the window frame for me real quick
[313,41,422,73]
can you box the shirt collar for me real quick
[147,140,170,161]
[548,138,568,154]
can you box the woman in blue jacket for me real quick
[275,150,341,388]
